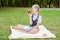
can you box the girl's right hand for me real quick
[27,10,30,14]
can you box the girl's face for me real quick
[32,7,38,13]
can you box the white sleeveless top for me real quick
[31,14,42,24]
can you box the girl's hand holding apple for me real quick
[27,9,31,17]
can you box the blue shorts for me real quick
[22,26,34,31]
[20,26,39,33]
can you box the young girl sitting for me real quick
[12,4,42,34]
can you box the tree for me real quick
[0,0,60,8]
[59,0,60,8]
[0,0,1,6]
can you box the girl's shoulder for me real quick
[39,14,42,17]
[30,14,32,16]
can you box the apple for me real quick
[43,33,47,37]
[27,10,30,14]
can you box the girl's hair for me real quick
[32,4,40,11]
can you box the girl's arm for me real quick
[33,22,40,29]
[27,9,32,25]
[29,15,32,25]
[34,15,42,28]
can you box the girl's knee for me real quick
[28,29,38,34]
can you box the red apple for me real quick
[43,33,47,37]
[27,10,30,14]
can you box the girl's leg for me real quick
[24,28,31,32]
[11,25,24,30]
[27,29,39,34]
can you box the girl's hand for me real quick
[27,9,31,14]
[27,9,31,17]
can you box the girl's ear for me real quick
[35,8,38,11]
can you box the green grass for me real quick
[0,8,60,40]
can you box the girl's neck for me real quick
[33,12,38,15]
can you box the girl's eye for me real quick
[32,7,35,9]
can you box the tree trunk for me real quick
[0,0,1,6]
[1,0,4,6]
[59,0,60,8]
[49,0,52,8]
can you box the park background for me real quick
[0,0,60,40]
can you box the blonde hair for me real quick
[32,4,40,11]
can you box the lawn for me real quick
[0,8,60,40]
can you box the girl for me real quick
[12,4,42,34]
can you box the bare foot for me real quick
[11,26,15,29]
[11,26,21,30]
